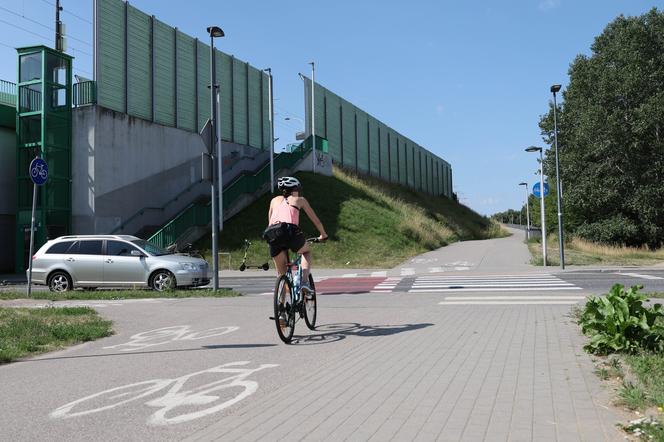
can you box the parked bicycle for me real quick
[270,237,322,343]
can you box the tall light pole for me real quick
[519,182,530,240]
[55,0,63,51]
[551,84,565,270]
[263,68,275,193]
[526,146,547,266]
[207,25,224,290]
[308,61,316,173]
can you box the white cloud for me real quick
[539,0,560,11]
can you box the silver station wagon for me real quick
[29,235,210,292]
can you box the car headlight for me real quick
[180,262,197,271]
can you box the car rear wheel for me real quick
[151,270,176,292]
[49,271,73,292]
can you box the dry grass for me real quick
[570,237,664,261]
[529,235,664,266]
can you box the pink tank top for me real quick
[269,197,300,225]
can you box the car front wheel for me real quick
[49,271,73,292]
[151,270,176,292]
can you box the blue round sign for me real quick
[532,182,549,198]
[29,158,48,185]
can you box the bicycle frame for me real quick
[284,251,304,304]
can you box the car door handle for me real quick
[66,257,75,262]
[105,259,114,264]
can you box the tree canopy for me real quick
[539,8,664,247]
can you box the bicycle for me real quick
[270,237,323,344]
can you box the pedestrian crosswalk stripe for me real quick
[415,287,582,292]
[615,272,664,280]
[409,273,581,293]
[439,301,581,305]
[443,296,585,301]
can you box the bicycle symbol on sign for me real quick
[50,361,279,425]
[31,162,48,180]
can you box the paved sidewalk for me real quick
[392,227,536,276]
[186,301,623,442]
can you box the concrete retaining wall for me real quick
[72,106,269,235]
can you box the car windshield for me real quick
[131,239,170,256]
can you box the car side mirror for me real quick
[130,250,144,257]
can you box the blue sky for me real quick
[0,0,660,214]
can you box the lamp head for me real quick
[525,146,542,153]
[206,26,225,38]
[550,84,561,93]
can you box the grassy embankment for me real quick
[528,235,664,266]
[0,289,238,301]
[197,167,506,269]
[0,307,113,364]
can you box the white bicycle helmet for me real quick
[277,176,301,191]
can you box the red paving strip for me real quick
[316,277,386,295]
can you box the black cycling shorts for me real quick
[268,223,306,258]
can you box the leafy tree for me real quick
[539,8,664,247]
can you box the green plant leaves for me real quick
[580,284,664,354]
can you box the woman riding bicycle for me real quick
[264,176,327,295]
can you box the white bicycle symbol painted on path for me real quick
[50,361,278,425]
[103,325,239,352]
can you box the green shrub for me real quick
[579,284,664,354]
[575,215,642,247]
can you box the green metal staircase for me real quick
[147,136,326,249]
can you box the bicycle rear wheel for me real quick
[304,274,317,330]
[274,275,295,343]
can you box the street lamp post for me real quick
[551,84,565,270]
[207,25,224,290]
[526,146,547,266]
[519,182,530,240]
[308,61,316,173]
[263,68,275,194]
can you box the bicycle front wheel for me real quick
[304,274,317,330]
[274,275,295,343]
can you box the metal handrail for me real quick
[147,137,320,248]
[0,79,16,107]
[109,179,204,234]
[73,81,97,107]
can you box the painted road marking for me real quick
[370,271,388,277]
[414,287,583,292]
[370,277,402,293]
[443,296,586,301]
[50,361,278,425]
[103,325,239,352]
[409,274,582,293]
[400,268,416,276]
[439,301,581,305]
[615,273,664,280]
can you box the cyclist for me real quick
[264,176,327,296]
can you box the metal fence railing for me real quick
[73,81,97,107]
[0,79,97,109]
[0,79,16,107]
[148,136,319,248]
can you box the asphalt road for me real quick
[219,269,664,298]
